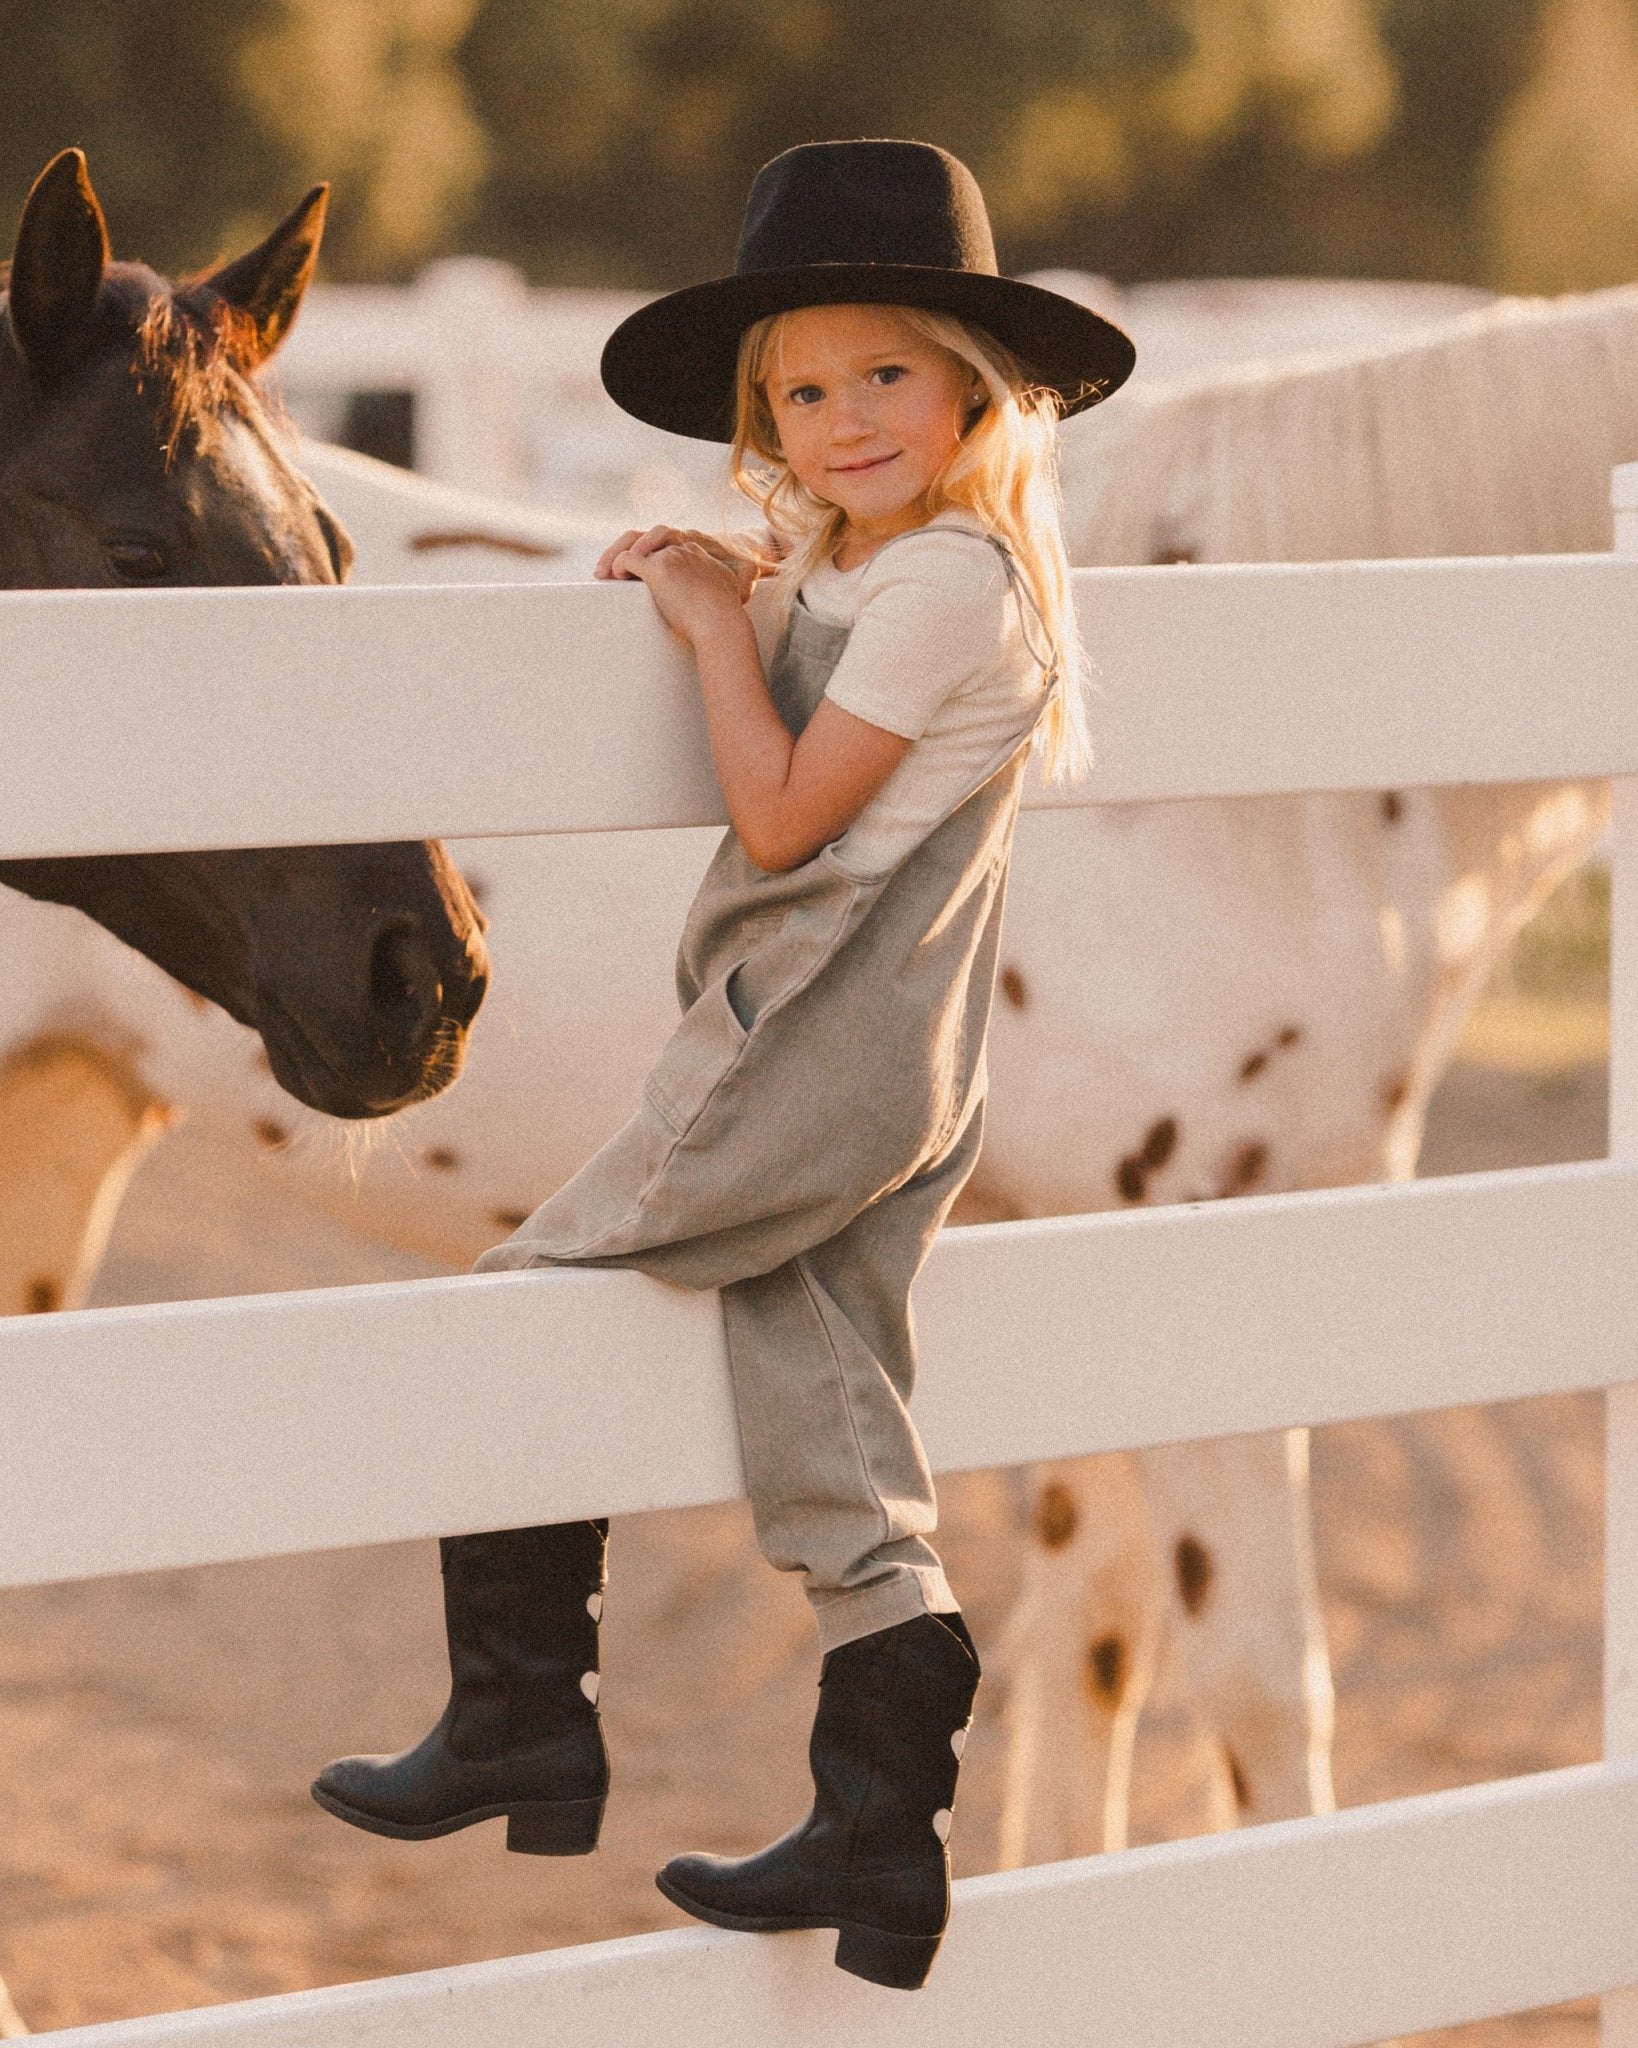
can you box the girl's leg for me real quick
[658,1113,985,1989]
[717,1105,985,1651]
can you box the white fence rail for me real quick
[6,492,1638,2043]
[42,1765,1638,2048]
[1,1160,1633,1590]
[5,554,1638,857]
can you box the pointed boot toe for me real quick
[310,1750,397,1823]
[655,1850,765,1926]
[656,1843,945,1990]
[312,1711,608,1855]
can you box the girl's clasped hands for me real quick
[594,524,781,646]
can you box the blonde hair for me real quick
[730,305,1090,781]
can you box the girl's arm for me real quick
[609,538,910,873]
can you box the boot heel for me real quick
[833,1920,942,1991]
[506,1797,605,1856]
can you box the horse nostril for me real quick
[368,923,442,1050]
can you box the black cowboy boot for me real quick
[656,1610,980,1989]
[311,1520,609,1855]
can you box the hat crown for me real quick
[737,140,999,279]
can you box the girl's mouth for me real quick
[830,452,899,475]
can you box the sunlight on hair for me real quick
[133,293,258,463]
[730,305,1092,780]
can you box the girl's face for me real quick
[763,304,980,546]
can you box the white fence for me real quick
[7,483,1638,2044]
[276,262,715,516]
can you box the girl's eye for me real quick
[872,365,907,385]
[788,384,824,406]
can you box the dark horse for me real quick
[0,150,487,1117]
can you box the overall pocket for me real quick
[643,970,750,1136]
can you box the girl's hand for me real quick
[610,539,750,649]
[594,524,776,601]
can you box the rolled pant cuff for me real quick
[810,1564,960,1655]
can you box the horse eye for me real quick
[107,540,170,581]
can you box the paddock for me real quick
[2,476,1637,2043]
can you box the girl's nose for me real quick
[830,394,875,439]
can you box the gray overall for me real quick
[476,532,1049,1651]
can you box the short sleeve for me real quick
[821,530,1012,741]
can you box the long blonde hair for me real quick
[730,305,1090,781]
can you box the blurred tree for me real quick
[2,0,1605,293]
[1484,0,1638,292]
[455,0,1193,285]
[1158,0,1398,160]
[0,0,293,272]
[1071,0,1545,282]
[0,0,485,278]
[239,0,488,274]
[455,0,1550,288]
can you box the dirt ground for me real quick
[0,884,1617,2045]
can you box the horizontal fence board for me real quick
[278,283,644,386]
[4,1159,1637,1589]
[43,1761,1638,2048]
[1,555,1637,856]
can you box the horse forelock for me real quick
[131,276,266,461]
[0,258,273,464]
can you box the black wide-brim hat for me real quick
[601,139,1136,443]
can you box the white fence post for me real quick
[1604,462,1638,2047]
[409,258,535,498]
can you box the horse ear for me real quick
[7,149,111,385]
[198,184,328,369]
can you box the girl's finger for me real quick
[596,529,643,578]
[630,525,684,558]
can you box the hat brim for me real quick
[599,264,1136,442]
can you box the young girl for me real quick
[312,139,1133,1991]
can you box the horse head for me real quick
[0,149,487,1118]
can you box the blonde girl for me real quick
[729,301,1092,784]
[313,139,1132,1992]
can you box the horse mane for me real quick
[1060,284,1638,566]
[133,277,267,458]
[0,254,268,459]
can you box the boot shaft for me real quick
[810,1613,979,1865]
[440,1520,607,1758]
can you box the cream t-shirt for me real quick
[792,511,1050,878]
